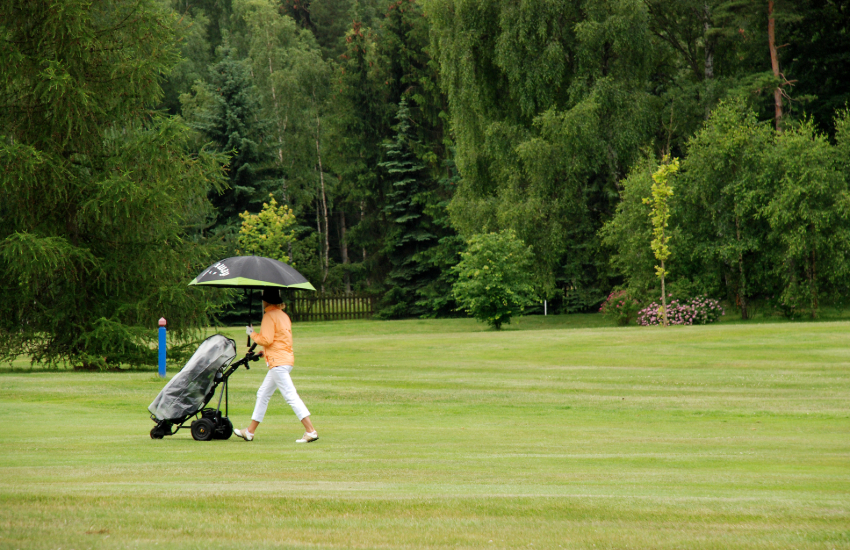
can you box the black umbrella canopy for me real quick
[189,256,316,291]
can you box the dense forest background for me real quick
[2,0,850,366]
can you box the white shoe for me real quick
[296,431,318,443]
[234,428,254,441]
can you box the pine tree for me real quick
[0,0,227,368]
[377,100,439,317]
[184,45,271,232]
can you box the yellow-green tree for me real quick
[237,195,297,264]
[643,157,679,326]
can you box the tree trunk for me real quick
[314,98,329,289]
[315,200,324,293]
[266,32,285,166]
[810,248,818,318]
[768,0,783,132]
[664,101,675,157]
[736,215,749,320]
[703,2,714,80]
[702,2,715,120]
[360,200,368,286]
[339,209,350,294]
[261,28,289,202]
[661,259,668,327]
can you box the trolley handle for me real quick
[243,342,262,370]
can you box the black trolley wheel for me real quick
[213,417,233,440]
[191,418,215,441]
[150,421,171,439]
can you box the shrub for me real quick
[637,295,724,326]
[599,290,642,325]
[237,195,297,263]
[451,230,539,330]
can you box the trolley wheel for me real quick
[191,418,215,441]
[213,417,233,440]
[150,421,171,439]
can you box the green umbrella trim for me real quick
[189,277,316,291]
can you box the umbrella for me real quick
[189,256,315,344]
[189,256,316,290]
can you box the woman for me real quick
[233,288,318,443]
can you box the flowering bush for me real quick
[637,295,725,326]
[599,290,642,325]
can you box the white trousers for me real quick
[251,365,310,423]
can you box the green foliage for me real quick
[159,4,212,114]
[181,45,270,231]
[326,1,454,306]
[599,290,641,326]
[644,157,678,275]
[377,100,438,318]
[414,154,464,317]
[599,157,658,298]
[237,195,297,263]
[5,0,850,333]
[676,100,774,318]
[643,156,678,325]
[761,119,850,317]
[451,230,539,329]
[280,0,360,59]
[429,0,657,299]
[231,0,331,295]
[606,101,850,321]
[0,0,228,368]
[235,0,324,202]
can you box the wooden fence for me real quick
[290,292,377,322]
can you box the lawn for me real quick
[0,315,848,549]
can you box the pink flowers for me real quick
[600,290,641,325]
[636,296,724,326]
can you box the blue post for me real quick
[158,317,167,378]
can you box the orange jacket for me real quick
[249,304,294,368]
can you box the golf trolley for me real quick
[148,334,261,441]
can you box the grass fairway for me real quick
[1,316,849,549]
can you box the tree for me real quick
[182,45,270,233]
[377,99,439,318]
[761,119,850,317]
[235,0,321,199]
[428,0,658,306]
[599,157,661,299]
[451,230,539,330]
[326,1,453,306]
[677,100,774,319]
[237,195,297,263]
[643,157,679,326]
[280,0,357,59]
[0,0,227,368]
[159,3,213,115]
[781,0,850,136]
[414,153,465,317]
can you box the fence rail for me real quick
[290,292,377,322]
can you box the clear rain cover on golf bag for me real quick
[148,335,237,421]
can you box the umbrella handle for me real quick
[247,289,253,348]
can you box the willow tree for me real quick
[428,0,658,306]
[0,0,227,368]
